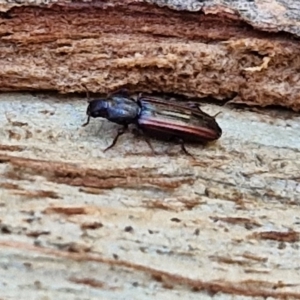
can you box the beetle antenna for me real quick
[186,102,200,110]
[213,112,222,118]
[82,84,91,103]
[108,88,129,98]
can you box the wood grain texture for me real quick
[148,0,300,36]
[0,1,300,298]
[0,0,299,110]
[0,92,299,299]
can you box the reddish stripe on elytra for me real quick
[139,118,218,139]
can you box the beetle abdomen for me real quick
[137,97,222,143]
[138,117,220,142]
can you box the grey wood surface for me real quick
[0,92,299,299]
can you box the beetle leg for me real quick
[179,140,195,159]
[82,115,91,127]
[81,84,92,126]
[132,127,156,155]
[143,135,156,154]
[103,125,128,152]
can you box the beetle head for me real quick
[82,99,109,127]
[87,99,109,118]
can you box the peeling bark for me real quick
[0,0,299,110]
[0,1,300,298]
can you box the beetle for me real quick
[82,88,222,155]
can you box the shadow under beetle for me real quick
[82,87,222,156]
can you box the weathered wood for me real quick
[0,92,299,299]
[0,1,300,298]
[148,0,300,36]
[0,0,299,110]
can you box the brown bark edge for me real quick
[0,0,299,111]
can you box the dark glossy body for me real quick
[85,95,140,125]
[83,92,222,152]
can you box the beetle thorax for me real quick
[106,96,141,125]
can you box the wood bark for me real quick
[0,0,299,110]
[0,1,300,299]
